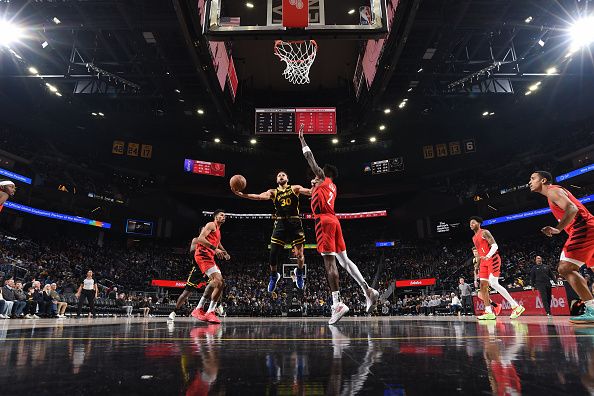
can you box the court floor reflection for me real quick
[1,317,593,395]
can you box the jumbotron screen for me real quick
[255,108,337,134]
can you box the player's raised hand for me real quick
[541,226,560,237]
[231,188,244,197]
[298,123,305,141]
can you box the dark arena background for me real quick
[1,0,594,394]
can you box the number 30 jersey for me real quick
[273,185,300,218]
[311,178,336,217]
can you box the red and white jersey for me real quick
[547,185,594,234]
[311,178,336,217]
[194,222,221,259]
[472,229,498,259]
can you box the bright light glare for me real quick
[350,139,356,143]
[369,137,377,142]
[52,17,61,24]
[569,17,594,53]
[525,16,533,23]
[379,125,386,131]
[529,83,540,91]
[332,138,339,144]
[28,67,38,74]
[214,138,221,143]
[0,20,24,47]
[246,2,254,8]
[250,139,257,144]
[197,109,205,115]
[546,67,558,75]
[384,108,391,114]
[482,111,489,116]
[348,9,356,15]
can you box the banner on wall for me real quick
[472,287,570,316]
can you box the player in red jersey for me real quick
[530,171,594,323]
[0,180,16,213]
[169,210,230,324]
[298,126,379,325]
[470,216,525,320]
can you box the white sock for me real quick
[198,296,207,310]
[489,275,518,308]
[336,252,370,294]
[332,291,341,306]
[207,301,218,313]
[585,300,594,308]
[485,305,493,314]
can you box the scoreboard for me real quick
[255,108,337,134]
[363,157,404,175]
[184,159,226,177]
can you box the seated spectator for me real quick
[50,283,68,318]
[41,284,55,317]
[116,293,133,316]
[0,287,14,318]
[14,281,28,315]
[450,293,462,316]
[3,278,26,318]
[139,297,150,317]
[25,286,39,319]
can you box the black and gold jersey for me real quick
[272,185,300,218]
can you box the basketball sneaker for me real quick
[168,311,176,321]
[204,311,221,324]
[570,305,594,324]
[492,303,502,316]
[329,302,349,325]
[510,305,525,319]
[268,272,281,293]
[477,312,497,320]
[191,307,207,321]
[293,268,304,289]
[365,288,380,313]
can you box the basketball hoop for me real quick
[273,40,317,85]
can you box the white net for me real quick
[273,40,318,85]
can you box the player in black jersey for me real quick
[233,171,311,292]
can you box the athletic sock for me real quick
[585,299,594,309]
[485,305,493,314]
[207,301,218,313]
[332,291,341,306]
[197,296,207,310]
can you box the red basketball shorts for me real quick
[314,215,346,254]
[194,249,220,277]
[561,218,594,267]
[479,254,501,280]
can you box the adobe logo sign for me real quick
[472,288,570,316]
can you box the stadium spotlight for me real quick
[407,88,413,92]
[52,17,61,24]
[332,138,339,144]
[529,82,541,91]
[0,20,23,47]
[379,125,386,131]
[28,66,38,74]
[174,89,180,93]
[417,68,423,73]
[91,112,98,116]
[384,108,391,114]
[250,139,257,145]
[55,92,62,97]
[546,67,558,75]
[214,138,221,143]
[525,16,533,23]
[369,136,377,143]
[525,91,532,96]
[98,112,105,117]
[197,108,205,115]
[569,16,594,54]
[350,139,356,143]
[41,41,49,48]
[246,2,254,8]
[348,9,356,15]
[398,101,406,109]
[482,111,489,116]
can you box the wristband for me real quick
[302,146,311,154]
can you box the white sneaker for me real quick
[168,311,176,321]
[365,288,380,313]
[329,302,350,325]
[33,314,40,319]
[0,314,6,319]
[25,314,32,319]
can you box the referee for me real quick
[76,270,98,318]
[530,256,556,316]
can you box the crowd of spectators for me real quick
[0,217,576,319]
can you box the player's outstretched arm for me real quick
[292,185,312,196]
[297,125,324,179]
[232,189,274,201]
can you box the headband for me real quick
[0,181,15,186]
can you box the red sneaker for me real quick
[191,308,207,321]
[492,304,502,316]
[204,311,221,324]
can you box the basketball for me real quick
[230,174,247,192]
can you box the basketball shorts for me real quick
[194,250,221,277]
[479,254,501,280]
[271,218,305,247]
[185,266,209,292]
[314,215,346,255]
[560,218,594,267]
